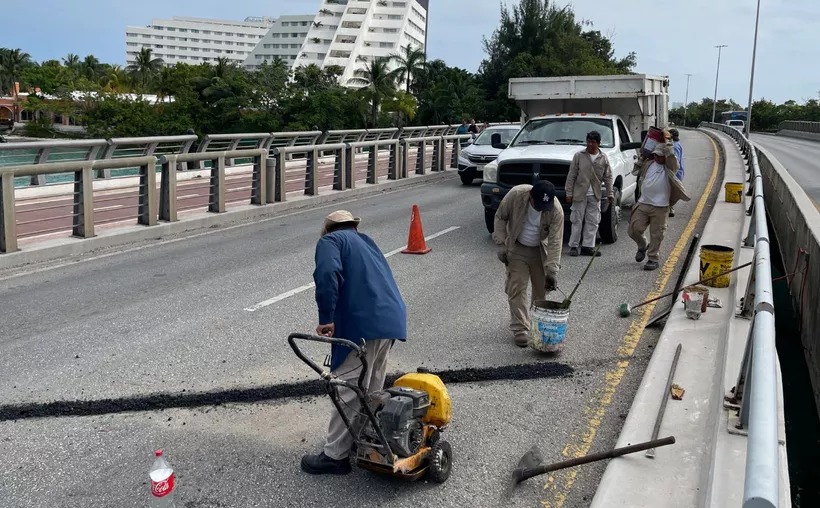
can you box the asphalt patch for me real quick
[0,362,573,421]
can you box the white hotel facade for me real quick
[125,1,429,87]
[293,0,429,86]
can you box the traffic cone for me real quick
[401,204,432,255]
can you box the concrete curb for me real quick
[0,170,456,270]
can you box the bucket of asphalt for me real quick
[699,244,735,288]
[530,299,570,354]
[724,182,744,203]
[683,290,704,320]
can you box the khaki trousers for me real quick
[628,203,669,261]
[569,195,601,249]
[324,339,393,460]
[505,242,546,336]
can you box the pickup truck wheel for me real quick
[599,187,621,244]
[484,208,495,234]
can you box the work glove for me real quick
[497,247,508,265]
[545,273,557,292]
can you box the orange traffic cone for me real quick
[401,204,432,255]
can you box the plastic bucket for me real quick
[529,300,570,353]
[724,182,743,203]
[640,127,664,157]
[699,245,735,288]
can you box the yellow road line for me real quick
[541,134,722,508]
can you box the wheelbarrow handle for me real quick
[287,333,369,389]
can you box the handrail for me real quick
[700,121,779,508]
[777,120,820,133]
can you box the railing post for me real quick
[345,144,355,190]
[160,156,178,222]
[30,148,49,186]
[737,319,755,429]
[388,142,398,180]
[208,156,226,213]
[431,137,441,172]
[305,148,318,196]
[137,157,157,226]
[367,143,378,184]
[251,152,266,205]
[0,172,18,253]
[72,165,95,238]
[400,140,409,179]
[450,137,460,169]
[274,150,286,202]
[334,147,346,191]
[416,140,426,175]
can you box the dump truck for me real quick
[480,74,670,243]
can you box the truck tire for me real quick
[484,208,495,234]
[599,187,621,244]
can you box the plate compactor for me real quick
[288,333,454,483]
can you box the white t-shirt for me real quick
[517,204,542,247]
[638,161,671,207]
[586,151,601,196]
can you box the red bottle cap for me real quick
[155,450,163,457]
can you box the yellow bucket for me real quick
[725,182,744,203]
[699,245,735,288]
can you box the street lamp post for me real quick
[684,73,693,126]
[745,0,762,137]
[712,44,728,123]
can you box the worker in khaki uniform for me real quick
[565,130,615,257]
[492,181,565,347]
[629,137,690,271]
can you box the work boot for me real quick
[569,247,579,257]
[580,247,601,257]
[669,207,676,217]
[635,249,646,263]
[300,452,352,475]
[514,333,529,348]
[644,260,660,271]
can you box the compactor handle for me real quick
[287,333,369,387]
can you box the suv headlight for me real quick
[458,152,470,165]
[483,161,498,183]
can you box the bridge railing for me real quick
[701,121,779,508]
[777,120,820,133]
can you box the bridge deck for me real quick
[0,131,722,507]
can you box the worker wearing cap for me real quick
[565,130,615,257]
[301,210,407,476]
[629,138,691,270]
[492,181,565,347]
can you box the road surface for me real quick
[0,131,720,507]
[751,133,820,208]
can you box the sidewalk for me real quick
[590,129,790,507]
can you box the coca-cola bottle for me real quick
[149,449,176,507]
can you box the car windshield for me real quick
[510,118,615,148]
[473,128,519,146]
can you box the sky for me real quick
[1,0,818,106]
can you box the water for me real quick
[770,221,820,507]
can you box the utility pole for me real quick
[683,73,693,126]
[745,0,761,137]
[712,45,728,123]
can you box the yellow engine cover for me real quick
[392,372,452,427]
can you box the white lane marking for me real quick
[243,226,460,312]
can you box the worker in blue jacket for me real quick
[301,210,407,476]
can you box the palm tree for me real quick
[347,58,397,127]
[82,55,101,81]
[0,48,32,121]
[126,48,164,91]
[389,44,426,94]
[101,65,131,93]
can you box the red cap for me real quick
[155,450,163,457]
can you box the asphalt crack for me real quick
[0,362,573,421]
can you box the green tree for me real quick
[382,90,418,127]
[0,48,33,120]
[347,58,397,127]
[389,44,426,94]
[126,48,164,91]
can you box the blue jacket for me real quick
[313,227,407,371]
[674,141,684,180]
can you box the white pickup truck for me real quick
[480,74,670,244]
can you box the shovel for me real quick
[552,242,601,309]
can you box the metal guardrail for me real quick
[777,120,820,133]
[700,121,779,508]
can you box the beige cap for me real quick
[321,210,361,236]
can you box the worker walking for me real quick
[301,210,407,476]
[493,181,565,347]
[628,138,690,271]
[668,128,684,217]
[565,130,615,257]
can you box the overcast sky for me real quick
[2,0,817,105]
